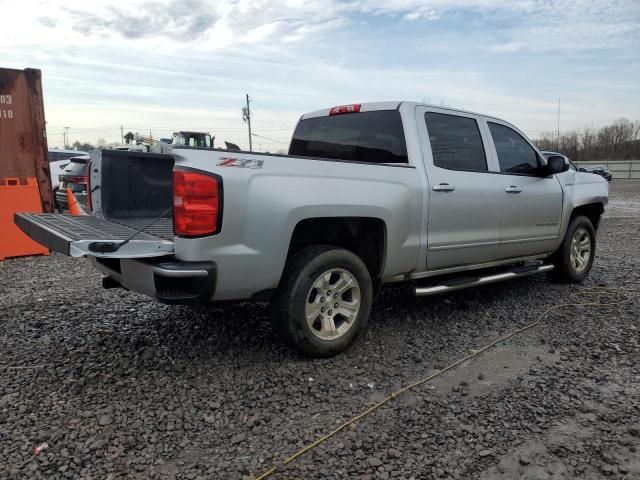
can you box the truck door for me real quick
[417,107,502,270]
[486,121,563,259]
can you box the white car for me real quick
[48,149,89,189]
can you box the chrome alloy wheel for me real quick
[305,268,361,340]
[570,227,591,273]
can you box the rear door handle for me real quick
[433,183,455,192]
[505,186,522,193]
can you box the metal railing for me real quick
[574,160,640,179]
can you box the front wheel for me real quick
[272,246,373,357]
[549,215,596,283]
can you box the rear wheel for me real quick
[272,246,372,357]
[549,215,596,283]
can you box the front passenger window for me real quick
[488,122,539,175]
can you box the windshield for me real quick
[289,110,408,164]
[174,133,212,148]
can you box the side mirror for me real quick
[543,155,568,175]
[578,167,587,172]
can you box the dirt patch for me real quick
[428,343,560,398]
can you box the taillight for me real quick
[329,104,361,115]
[173,170,221,237]
[68,175,87,184]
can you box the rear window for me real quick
[49,151,86,163]
[289,111,408,164]
[63,159,88,175]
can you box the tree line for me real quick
[534,118,640,161]
[69,138,120,151]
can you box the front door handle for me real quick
[433,183,455,192]
[505,186,522,193]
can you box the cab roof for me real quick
[301,101,510,123]
[299,101,522,137]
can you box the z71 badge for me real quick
[217,157,264,169]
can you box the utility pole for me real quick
[121,125,124,145]
[556,98,560,151]
[242,94,253,152]
[64,126,70,148]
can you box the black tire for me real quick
[548,215,596,283]
[272,245,373,358]
[53,188,63,213]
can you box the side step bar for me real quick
[414,264,554,297]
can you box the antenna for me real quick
[556,98,560,151]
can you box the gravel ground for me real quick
[1,180,639,480]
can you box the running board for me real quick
[414,264,554,297]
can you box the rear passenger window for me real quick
[488,122,540,174]
[425,112,487,171]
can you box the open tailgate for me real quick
[14,213,174,258]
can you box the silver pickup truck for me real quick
[16,101,608,357]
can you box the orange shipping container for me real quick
[0,67,53,211]
[0,67,53,260]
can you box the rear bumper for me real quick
[92,256,216,304]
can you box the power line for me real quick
[251,132,289,145]
[47,124,296,136]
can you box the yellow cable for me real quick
[253,287,636,480]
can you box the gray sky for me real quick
[2,0,639,151]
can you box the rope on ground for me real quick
[253,286,637,480]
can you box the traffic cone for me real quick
[66,188,83,216]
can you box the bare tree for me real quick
[560,130,579,160]
[632,120,640,141]
[580,126,596,160]
[534,118,640,161]
[534,131,558,151]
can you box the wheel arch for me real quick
[570,202,605,230]
[284,216,387,282]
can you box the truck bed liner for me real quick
[108,218,173,241]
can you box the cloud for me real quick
[240,21,282,44]
[37,16,57,28]
[493,0,640,53]
[1,0,638,149]
[9,0,640,53]
[66,0,218,41]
